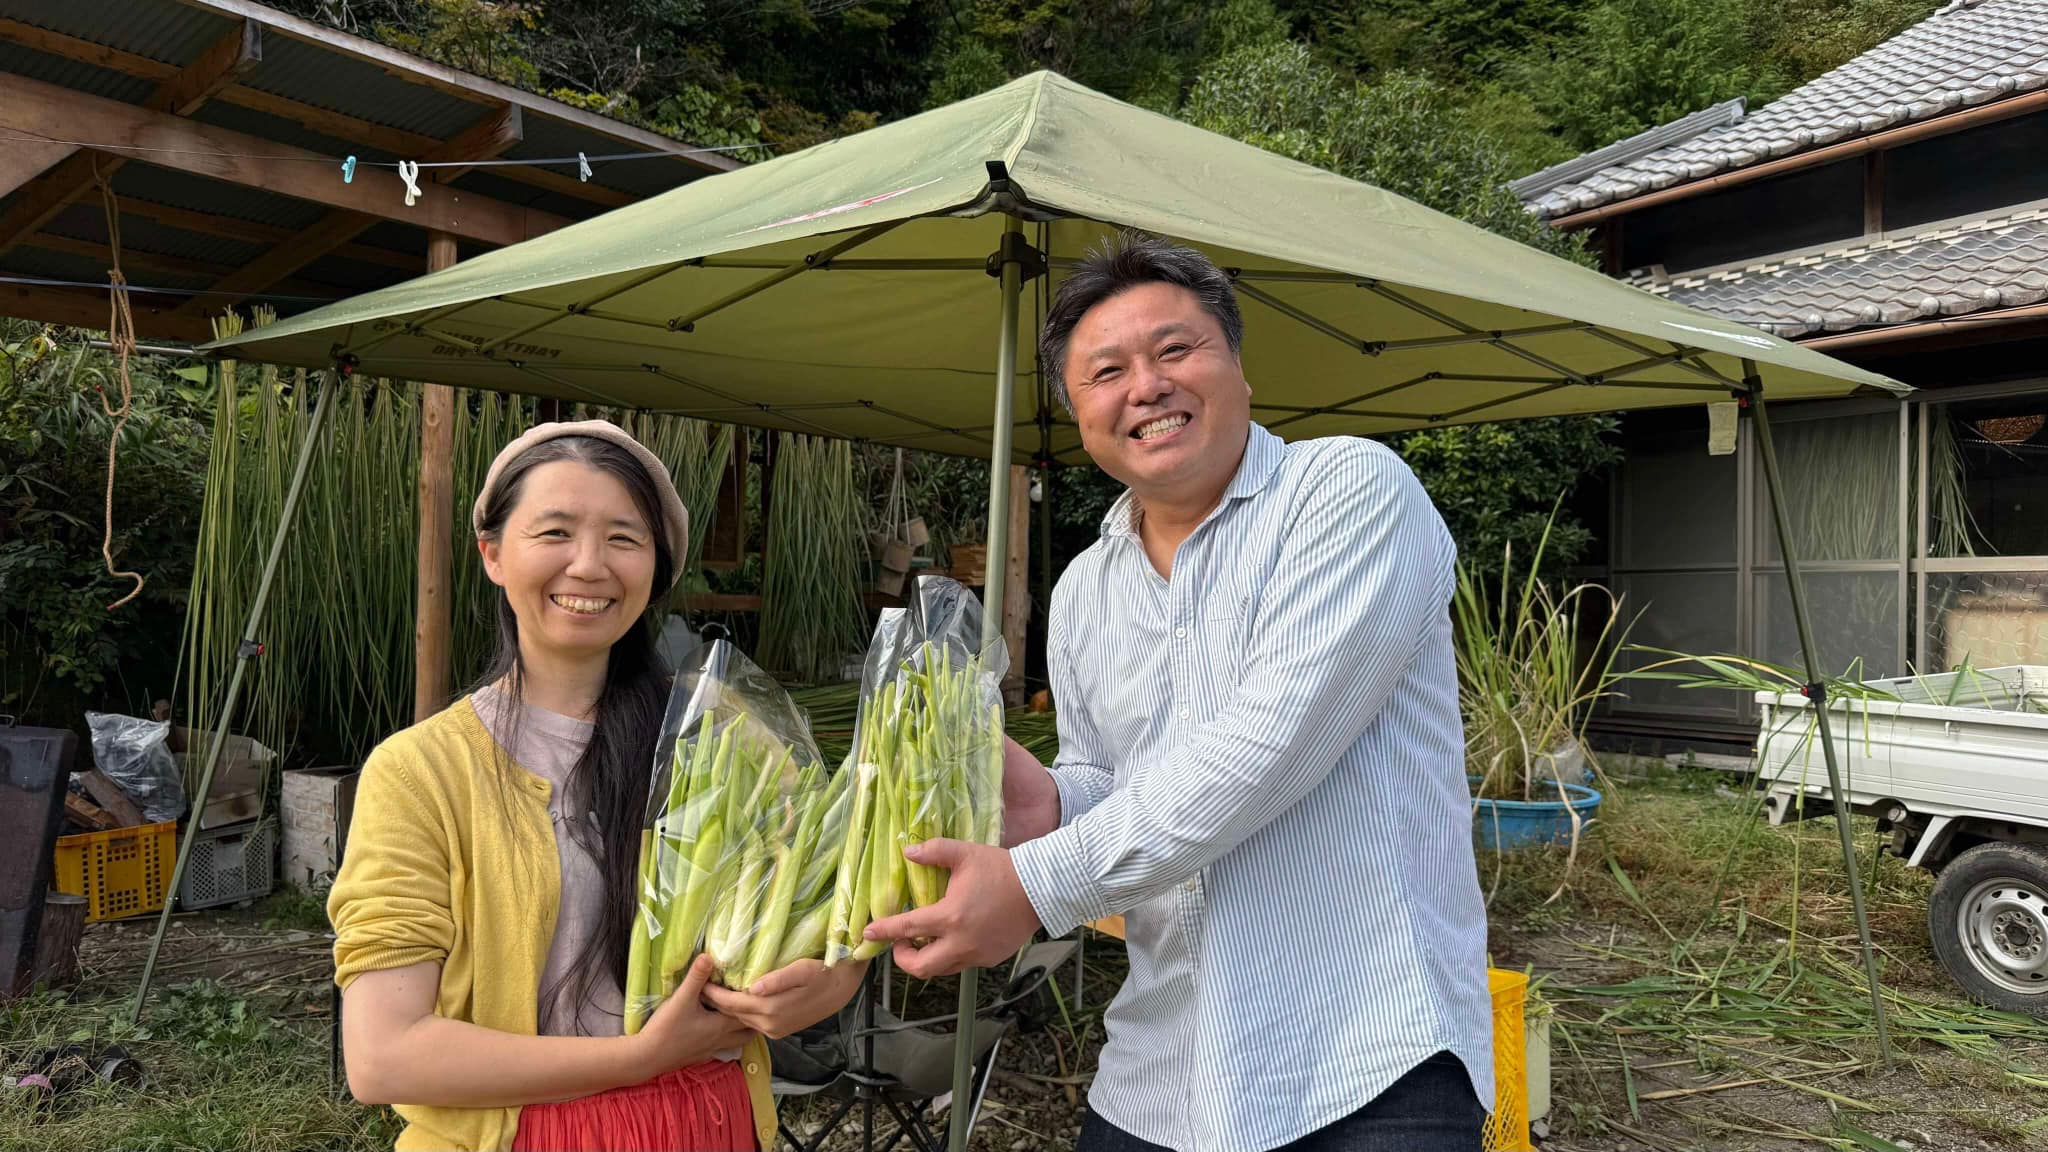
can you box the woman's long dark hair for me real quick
[473,435,673,1033]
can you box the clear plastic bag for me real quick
[623,640,838,1032]
[83,712,187,823]
[825,575,1007,966]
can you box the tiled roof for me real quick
[1520,0,2048,220]
[1627,206,2048,337]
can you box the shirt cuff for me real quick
[1010,821,1110,938]
[1051,766,1114,828]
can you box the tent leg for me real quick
[133,368,341,1020]
[948,215,1024,1152]
[1744,367,1894,1067]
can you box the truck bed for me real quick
[1753,665,2048,827]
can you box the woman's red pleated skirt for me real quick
[511,1058,756,1152]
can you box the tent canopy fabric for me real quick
[206,71,1907,461]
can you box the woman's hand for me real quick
[632,954,757,1077]
[701,957,869,1039]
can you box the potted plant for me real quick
[1456,518,1634,852]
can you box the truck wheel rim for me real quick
[1958,877,2048,995]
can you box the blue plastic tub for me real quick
[1472,782,1602,851]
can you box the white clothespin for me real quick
[397,160,422,207]
[578,152,592,182]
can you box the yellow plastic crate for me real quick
[1483,968,1533,1152]
[53,820,178,922]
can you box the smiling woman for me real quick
[325,420,868,1151]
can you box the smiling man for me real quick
[864,233,1493,1152]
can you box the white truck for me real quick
[1753,666,2048,1015]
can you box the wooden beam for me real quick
[214,83,434,155]
[0,139,76,200]
[499,163,635,209]
[151,20,263,116]
[170,211,375,316]
[429,105,523,185]
[0,16,680,209]
[112,197,420,271]
[1864,151,1886,236]
[181,0,740,174]
[415,232,459,721]
[24,231,238,280]
[0,282,212,341]
[0,18,177,83]
[0,22,262,256]
[0,71,570,248]
[177,103,526,316]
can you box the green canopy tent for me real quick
[152,70,1910,1129]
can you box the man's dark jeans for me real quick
[1076,1052,1486,1152]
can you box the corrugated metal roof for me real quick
[109,165,330,231]
[240,32,488,144]
[45,204,266,269]
[5,243,215,291]
[1519,0,2048,219]
[1629,206,2048,337]
[0,0,738,336]
[0,40,155,104]
[444,168,596,222]
[4,0,232,66]
[297,252,410,294]
[190,97,404,163]
[509,114,708,198]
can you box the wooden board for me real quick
[64,793,116,832]
[77,771,145,827]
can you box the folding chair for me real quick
[772,939,1078,1152]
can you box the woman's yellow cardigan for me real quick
[328,697,777,1151]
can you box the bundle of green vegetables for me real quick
[624,641,847,1032]
[825,576,1007,966]
[622,580,1007,1025]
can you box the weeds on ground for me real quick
[0,979,395,1152]
[1488,768,2048,1149]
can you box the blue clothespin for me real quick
[342,155,357,183]
[577,152,591,182]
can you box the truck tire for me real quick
[1929,842,2048,1016]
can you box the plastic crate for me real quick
[1482,969,1533,1152]
[52,820,177,923]
[178,817,277,911]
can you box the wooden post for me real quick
[415,230,458,722]
[1003,463,1031,704]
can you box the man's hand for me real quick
[701,956,869,1039]
[861,839,1042,979]
[1000,737,1060,847]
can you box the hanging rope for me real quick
[94,159,145,611]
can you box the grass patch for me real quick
[1,980,395,1151]
[1488,767,2048,1148]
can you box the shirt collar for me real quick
[1098,423,1286,540]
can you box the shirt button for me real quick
[745,1061,760,1075]
[1183,877,1199,892]
[1174,626,1187,639]
[1179,708,1191,720]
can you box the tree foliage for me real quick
[1,324,211,720]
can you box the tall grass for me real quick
[179,374,736,772]
[758,433,869,684]
[1456,515,1633,803]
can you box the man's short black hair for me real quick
[1038,231,1243,412]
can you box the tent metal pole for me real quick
[949,214,1024,1152]
[134,366,341,1020]
[1743,361,1894,1067]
